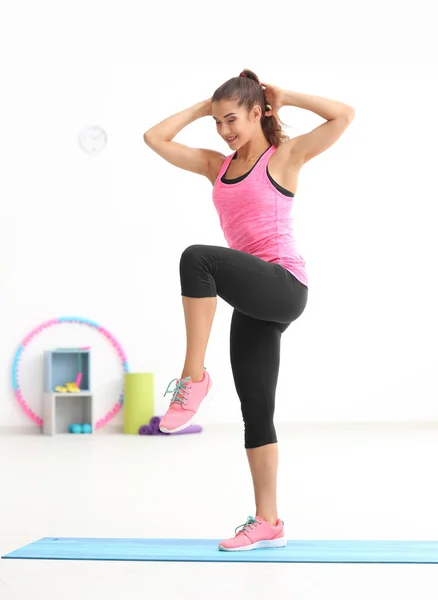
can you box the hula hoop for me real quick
[11,317,129,429]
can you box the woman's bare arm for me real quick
[143,99,225,182]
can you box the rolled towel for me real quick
[138,416,203,436]
[148,416,162,434]
[138,419,166,436]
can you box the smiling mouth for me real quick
[226,136,238,143]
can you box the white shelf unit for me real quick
[43,392,94,436]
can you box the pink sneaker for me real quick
[218,516,286,552]
[159,368,212,433]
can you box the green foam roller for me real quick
[123,373,154,434]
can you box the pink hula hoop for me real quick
[11,317,129,429]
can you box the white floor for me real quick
[0,422,437,599]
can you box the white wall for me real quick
[1,2,437,432]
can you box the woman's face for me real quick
[212,99,262,149]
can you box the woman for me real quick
[143,69,355,551]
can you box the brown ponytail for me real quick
[212,68,289,147]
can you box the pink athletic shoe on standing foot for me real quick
[218,516,286,552]
[159,367,212,433]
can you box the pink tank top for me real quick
[212,144,308,287]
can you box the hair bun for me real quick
[239,69,260,84]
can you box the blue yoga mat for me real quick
[3,537,438,563]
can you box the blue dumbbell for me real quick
[69,423,82,434]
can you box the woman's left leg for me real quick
[178,243,306,382]
[160,243,306,434]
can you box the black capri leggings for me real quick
[179,244,308,449]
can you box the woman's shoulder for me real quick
[207,150,231,185]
